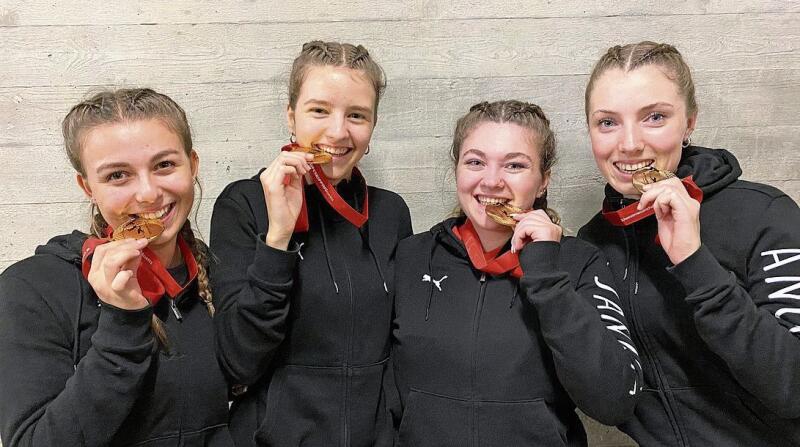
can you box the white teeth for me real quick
[316,144,350,156]
[138,205,170,220]
[477,196,509,206]
[615,160,653,172]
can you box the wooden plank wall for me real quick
[1,2,798,446]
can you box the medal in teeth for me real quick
[631,166,676,193]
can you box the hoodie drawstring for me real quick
[359,225,389,294]
[72,270,85,370]
[509,282,519,308]
[424,240,437,321]
[317,203,340,294]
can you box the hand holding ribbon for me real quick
[602,176,703,265]
[260,147,314,250]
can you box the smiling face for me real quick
[456,121,549,235]
[287,65,377,185]
[77,119,198,258]
[587,65,696,197]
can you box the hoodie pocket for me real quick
[475,399,566,446]
[398,389,565,447]
[397,389,470,447]
[255,360,389,447]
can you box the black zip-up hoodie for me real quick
[0,231,233,446]
[579,146,800,446]
[209,172,412,447]
[391,218,642,446]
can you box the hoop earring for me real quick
[364,145,370,155]
[682,136,692,149]
[289,133,296,144]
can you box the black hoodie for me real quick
[579,146,800,446]
[391,218,642,446]
[209,172,412,447]
[0,231,233,446]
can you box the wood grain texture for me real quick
[1,1,798,26]
[3,69,799,147]
[2,3,799,446]
[3,14,799,86]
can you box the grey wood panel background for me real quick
[1,1,799,446]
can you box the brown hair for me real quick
[451,100,560,225]
[288,40,386,122]
[63,88,213,345]
[585,41,697,120]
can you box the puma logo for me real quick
[422,274,448,291]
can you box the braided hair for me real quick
[288,40,386,122]
[450,100,560,224]
[584,41,697,120]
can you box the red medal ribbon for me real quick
[601,176,704,227]
[81,229,198,306]
[453,219,522,279]
[281,143,369,233]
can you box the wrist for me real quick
[265,230,291,250]
[669,240,701,266]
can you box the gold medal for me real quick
[632,167,676,193]
[111,217,165,241]
[291,144,332,165]
[485,203,526,228]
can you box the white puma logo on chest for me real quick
[422,274,448,291]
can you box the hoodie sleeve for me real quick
[519,241,642,426]
[670,194,800,418]
[0,271,154,447]
[210,189,294,386]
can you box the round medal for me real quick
[112,217,165,241]
[485,203,526,228]
[292,144,332,164]
[631,167,676,193]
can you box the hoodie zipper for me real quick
[624,225,688,446]
[169,299,183,321]
[340,253,354,447]
[470,273,488,446]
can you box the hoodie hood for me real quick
[429,217,471,261]
[676,145,741,195]
[34,230,89,266]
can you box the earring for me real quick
[682,135,692,149]
[364,145,371,155]
[289,133,296,144]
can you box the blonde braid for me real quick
[179,221,214,316]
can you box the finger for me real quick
[266,166,305,194]
[278,151,313,171]
[110,269,135,292]
[103,246,144,275]
[653,191,675,220]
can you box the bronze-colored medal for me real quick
[631,167,676,193]
[111,217,165,241]
[292,144,332,164]
[485,203,526,228]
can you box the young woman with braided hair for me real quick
[210,41,412,446]
[0,88,234,445]
[580,41,800,445]
[390,100,641,446]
